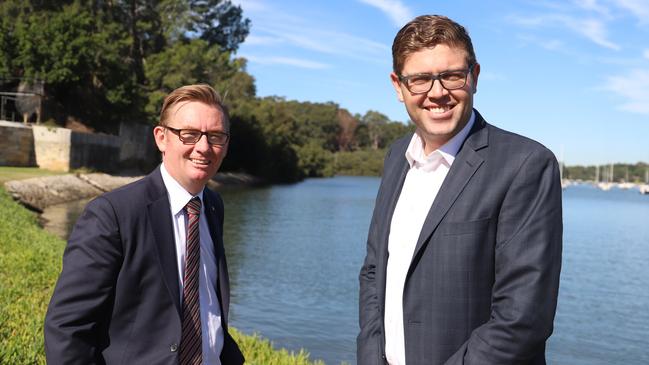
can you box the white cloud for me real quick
[244,35,282,46]
[356,0,413,27]
[235,1,390,64]
[517,34,565,52]
[243,55,330,69]
[575,18,620,50]
[604,69,649,114]
[509,14,619,50]
[541,39,565,51]
[254,22,390,62]
[572,0,611,16]
[612,0,649,22]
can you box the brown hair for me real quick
[392,15,476,74]
[159,84,229,129]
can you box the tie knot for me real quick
[185,197,201,216]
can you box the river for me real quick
[41,176,649,364]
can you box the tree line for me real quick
[0,0,414,182]
[563,162,649,183]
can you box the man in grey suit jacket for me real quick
[358,15,562,365]
[45,84,244,364]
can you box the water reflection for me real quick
[220,178,377,364]
[40,197,93,239]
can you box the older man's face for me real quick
[154,101,228,195]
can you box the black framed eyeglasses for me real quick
[398,64,474,94]
[163,126,229,146]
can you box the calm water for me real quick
[42,177,649,364]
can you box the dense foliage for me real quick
[0,0,251,128]
[0,0,414,182]
[0,187,329,364]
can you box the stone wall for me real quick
[0,121,36,166]
[1,121,156,172]
[32,125,72,171]
[118,122,158,171]
[69,129,121,172]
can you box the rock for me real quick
[78,173,143,192]
[209,172,263,190]
[4,175,103,212]
[3,171,262,211]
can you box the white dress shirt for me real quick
[384,112,475,365]
[160,164,223,365]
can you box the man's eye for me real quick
[181,131,200,138]
[441,72,463,81]
[409,76,431,85]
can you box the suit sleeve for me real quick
[445,148,563,365]
[358,148,393,365]
[44,196,123,364]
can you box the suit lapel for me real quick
[408,113,489,271]
[147,168,182,315]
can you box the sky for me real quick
[231,0,649,166]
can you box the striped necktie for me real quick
[180,197,202,365]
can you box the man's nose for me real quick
[193,134,211,151]
[427,79,447,98]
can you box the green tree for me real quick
[361,110,389,149]
[296,141,334,178]
[185,0,251,52]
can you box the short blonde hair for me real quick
[159,84,229,129]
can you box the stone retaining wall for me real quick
[0,121,157,172]
[0,120,36,166]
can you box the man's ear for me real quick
[390,72,405,102]
[153,126,167,154]
[471,62,480,94]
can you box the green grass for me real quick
[0,187,62,363]
[231,328,327,365]
[0,188,330,364]
[0,167,65,184]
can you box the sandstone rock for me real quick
[4,175,102,212]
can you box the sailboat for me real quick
[597,163,613,191]
[640,168,649,195]
[618,166,635,189]
[559,147,570,189]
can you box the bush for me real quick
[333,149,387,176]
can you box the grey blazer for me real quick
[44,167,244,365]
[358,110,562,365]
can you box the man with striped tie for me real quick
[45,84,244,365]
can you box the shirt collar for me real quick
[160,163,204,216]
[405,110,476,170]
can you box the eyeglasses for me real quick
[398,64,474,94]
[164,126,229,146]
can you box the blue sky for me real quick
[232,0,649,166]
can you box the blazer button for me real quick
[170,343,178,352]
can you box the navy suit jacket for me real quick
[358,111,562,365]
[44,167,244,364]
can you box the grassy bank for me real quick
[0,187,326,364]
[0,166,65,184]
